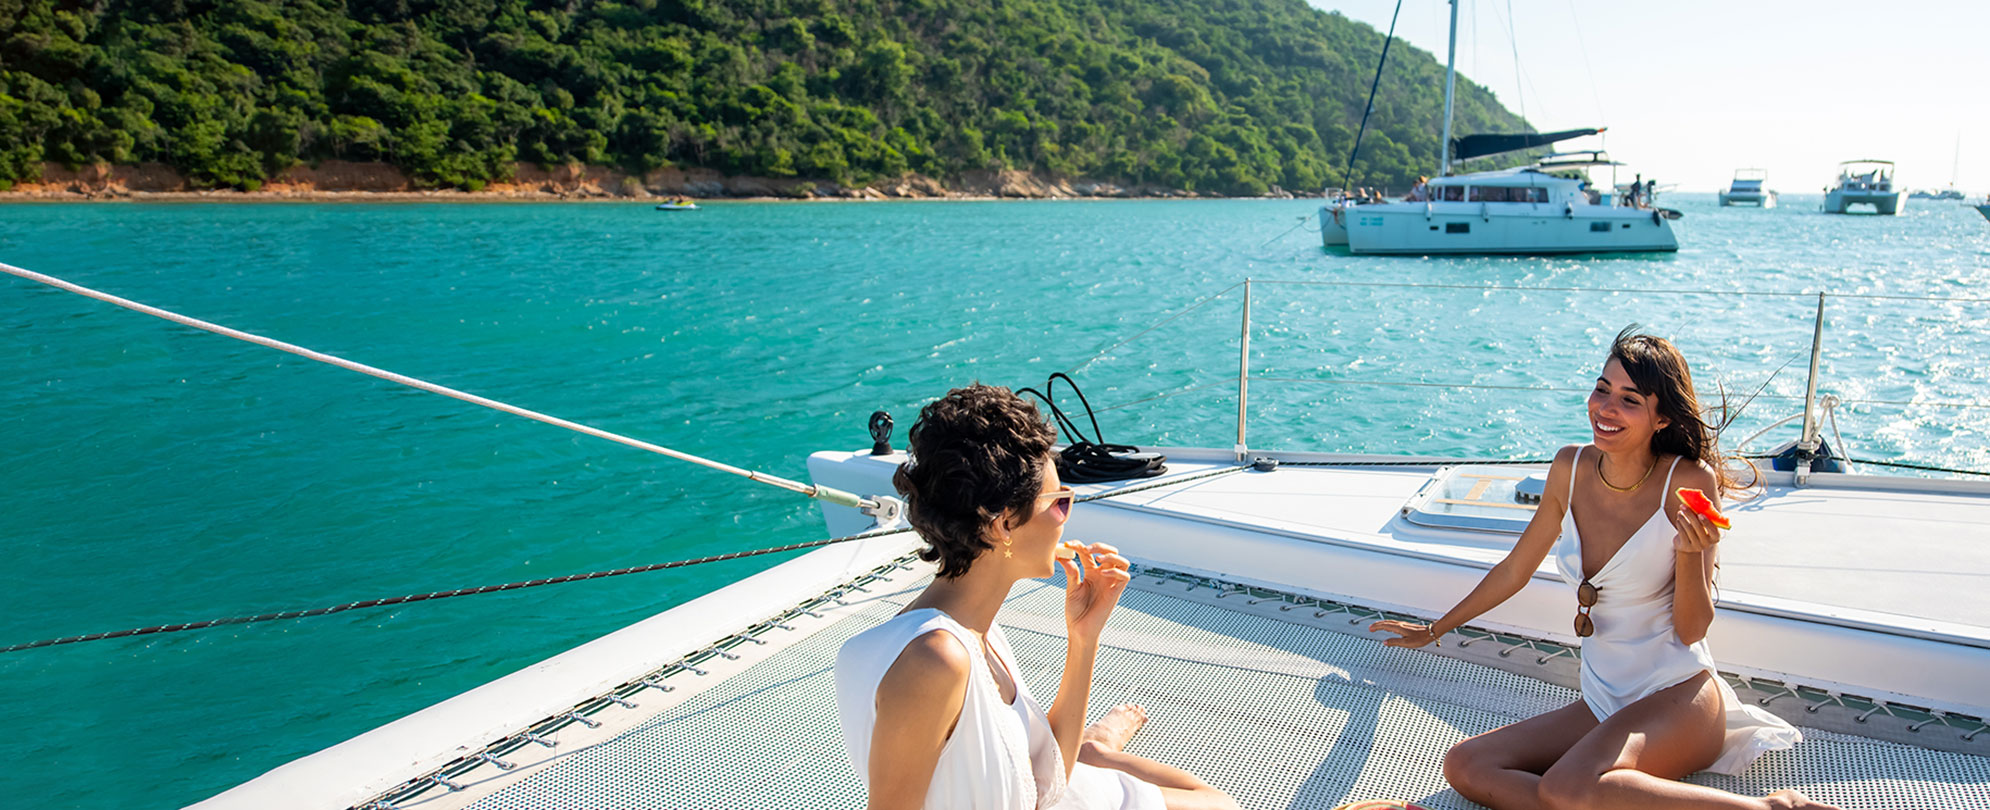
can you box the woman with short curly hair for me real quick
[836,384,1238,810]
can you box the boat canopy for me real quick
[1451,127,1605,162]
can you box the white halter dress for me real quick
[836,608,1165,809]
[1553,448,1800,775]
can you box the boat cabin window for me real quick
[1445,222,1470,234]
[1465,186,1549,203]
[1439,185,1465,202]
[1589,221,1611,232]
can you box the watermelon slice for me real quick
[1675,487,1731,530]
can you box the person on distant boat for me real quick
[1408,176,1431,202]
[1371,328,1830,810]
[836,384,1239,810]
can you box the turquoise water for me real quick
[2,197,1986,808]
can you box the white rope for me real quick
[0,262,876,510]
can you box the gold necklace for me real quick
[1597,454,1656,493]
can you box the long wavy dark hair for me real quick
[1607,326,1742,496]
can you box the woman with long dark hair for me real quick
[836,384,1238,810]
[1372,328,1825,809]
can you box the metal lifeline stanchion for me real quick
[1796,291,1827,487]
[1236,278,1251,461]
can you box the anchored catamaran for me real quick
[1320,149,1680,255]
[1318,1,1677,256]
[1823,160,1907,215]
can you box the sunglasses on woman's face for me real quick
[1574,579,1598,638]
[1036,487,1075,523]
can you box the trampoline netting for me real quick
[459,565,1990,810]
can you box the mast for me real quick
[1440,0,1459,176]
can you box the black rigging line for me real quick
[1338,0,1405,195]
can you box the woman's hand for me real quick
[1061,542,1131,643]
[1368,620,1440,649]
[1670,506,1722,553]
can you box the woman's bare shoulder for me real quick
[1547,444,1585,476]
[1668,456,1720,496]
[882,628,972,690]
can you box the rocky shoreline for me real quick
[0,161,1308,201]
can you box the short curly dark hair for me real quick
[892,384,1058,578]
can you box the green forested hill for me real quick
[0,0,1528,193]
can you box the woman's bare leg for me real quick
[1077,704,1240,810]
[1537,672,1840,810]
[1443,699,1600,808]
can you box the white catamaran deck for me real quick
[206,448,1990,810]
[384,557,1990,810]
[1091,454,1990,633]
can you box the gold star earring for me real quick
[1003,533,1013,558]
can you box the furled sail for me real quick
[1451,127,1605,161]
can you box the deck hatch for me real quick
[1401,465,1542,534]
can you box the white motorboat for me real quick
[1719,169,1777,207]
[172,278,1990,810]
[655,199,699,211]
[1823,160,1907,215]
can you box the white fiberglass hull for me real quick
[1342,201,1678,255]
[1824,189,1906,214]
[1318,202,1350,246]
[1719,191,1776,208]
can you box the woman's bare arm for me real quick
[1667,462,1722,645]
[865,631,971,810]
[1373,445,1579,646]
[1045,543,1131,777]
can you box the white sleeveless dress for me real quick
[1554,448,1800,775]
[836,608,1166,809]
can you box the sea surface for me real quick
[2,196,1987,808]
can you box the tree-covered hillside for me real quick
[0,0,1528,193]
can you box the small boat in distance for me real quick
[1823,160,1906,215]
[1977,194,1990,221]
[655,197,699,211]
[1719,169,1777,207]
[1909,188,1965,201]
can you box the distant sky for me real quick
[1312,1,1990,193]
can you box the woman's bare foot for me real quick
[1081,703,1149,753]
[1766,789,1842,810]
